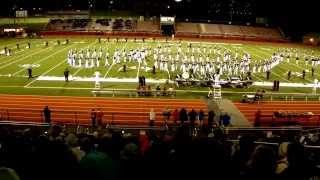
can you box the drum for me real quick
[182,72,189,79]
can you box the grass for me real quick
[0,37,320,99]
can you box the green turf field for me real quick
[0,37,320,98]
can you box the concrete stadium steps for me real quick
[0,95,208,126]
[234,101,320,127]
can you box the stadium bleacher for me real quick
[45,18,283,41]
[0,123,319,180]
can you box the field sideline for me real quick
[0,37,320,98]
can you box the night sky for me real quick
[0,0,318,35]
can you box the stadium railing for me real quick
[91,89,176,98]
[0,107,180,126]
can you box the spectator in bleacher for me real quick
[119,143,141,180]
[80,138,117,180]
[244,145,277,180]
[277,142,316,180]
[91,109,97,128]
[138,130,150,155]
[179,108,188,125]
[65,133,85,162]
[232,135,255,175]
[149,108,155,127]
[275,142,289,175]
[43,106,51,124]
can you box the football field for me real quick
[0,37,319,97]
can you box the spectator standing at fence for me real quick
[198,109,205,129]
[149,108,155,127]
[43,106,51,124]
[162,107,171,127]
[243,145,277,180]
[91,109,97,128]
[179,108,188,125]
[207,110,215,127]
[188,108,197,128]
[96,109,104,127]
[222,113,231,127]
[172,108,179,125]
[254,110,261,127]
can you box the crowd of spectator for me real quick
[47,18,137,32]
[0,124,319,180]
[72,19,91,29]
[96,19,111,26]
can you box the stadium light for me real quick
[175,0,182,2]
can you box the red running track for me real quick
[0,94,207,127]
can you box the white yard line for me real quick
[0,45,47,66]
[0,47,50,69]
[136,62,141,79]
[72,68,83,77]
[24,60,67,87]
[12,45,72,76]
[104,42,128,78]
[23,43,79,87]
[104,63,115,78]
